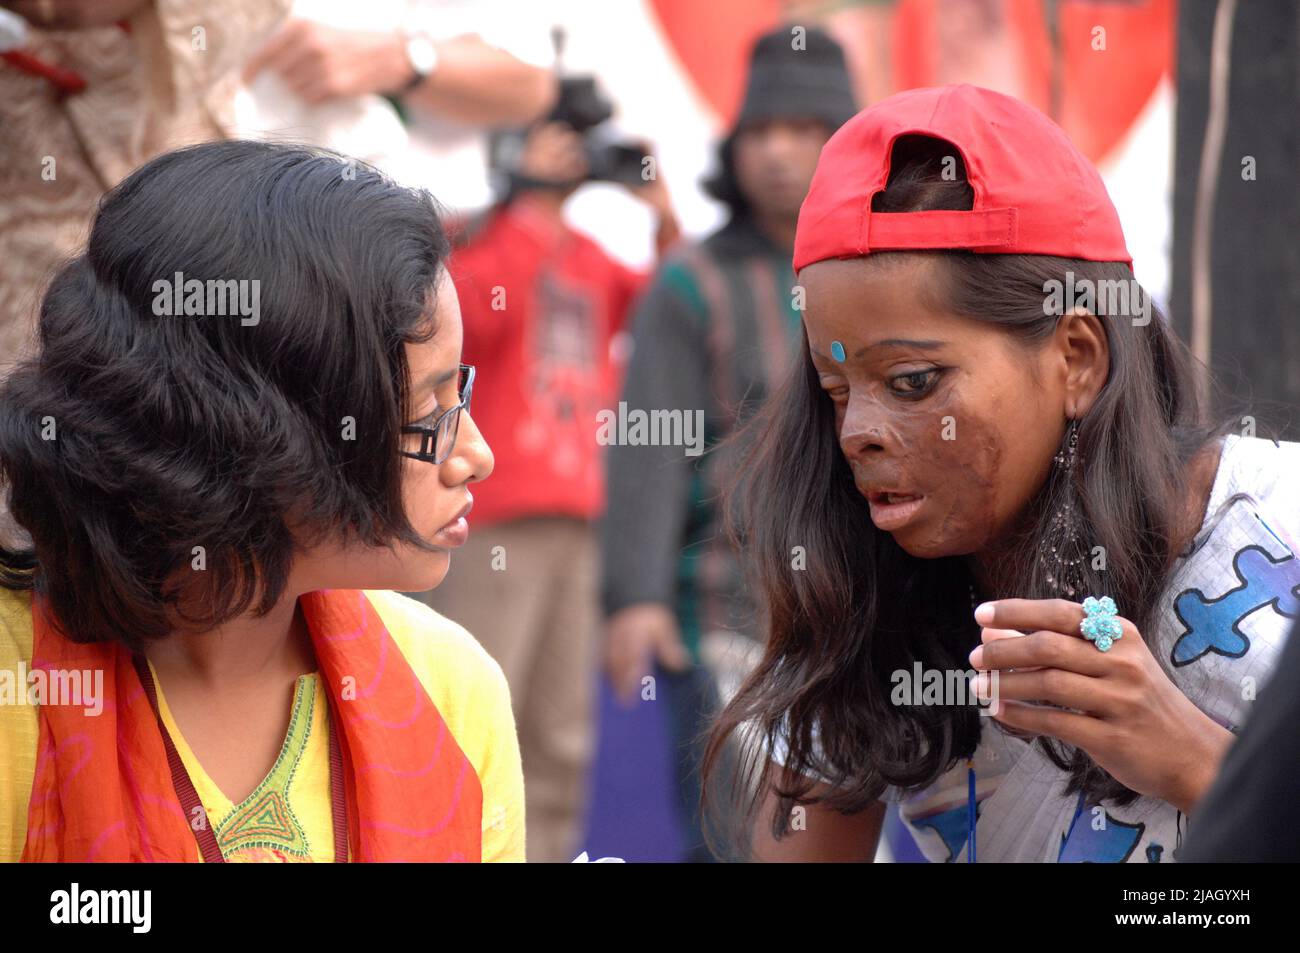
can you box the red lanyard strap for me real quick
[132,654,349,863]
[1,50,86,94]
[327,700,349,862]
[1,20,131,95]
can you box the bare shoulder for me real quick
[1178,435,1228,549]
[750,763,886,862]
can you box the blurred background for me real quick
[2,0,1295,862]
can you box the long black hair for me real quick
[701,135,1248,858]
[0,139,451,649]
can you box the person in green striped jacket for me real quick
[598,24,857,862]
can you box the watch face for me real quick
[407,37,437,76]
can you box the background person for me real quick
[599,24,857,862]
[0,0,289,374]
[238,0,557,213]
[411,75,678,863]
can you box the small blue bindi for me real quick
[830,340,846,362]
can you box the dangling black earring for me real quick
[1041,417,1087,599]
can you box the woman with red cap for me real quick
[703,84,1300,863]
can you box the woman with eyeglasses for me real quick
[0,139,523,862]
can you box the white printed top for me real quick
[771,434,1300,862]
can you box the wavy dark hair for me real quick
[0,139,451,649]
[700,135,1252,859]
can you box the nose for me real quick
[757,127,801,166]
[440,410,493,486]
[838,394,893,458]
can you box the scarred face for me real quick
[800,255,1070,560]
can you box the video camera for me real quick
[546,76,646,186]
[490,74,647,193]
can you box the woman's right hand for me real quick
[604,602,691,706]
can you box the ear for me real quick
[1056,306,1110,419]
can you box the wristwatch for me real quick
[400,31,439,93]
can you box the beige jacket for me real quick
[0,0,290,374]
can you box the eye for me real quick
[818,375,850,402]
[888,368,943,397]
[409,405,441,428]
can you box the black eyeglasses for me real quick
[401,364,475,465]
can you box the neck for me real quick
[966,552,1008,604]
[966,435,1225,604]
[144,592,315,691]
[750,207,798,251]
[965,504,1041,603]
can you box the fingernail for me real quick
[974,601,995,625]
[968,646,984,668]
[984,627,1028,640]
[970,672,989,698]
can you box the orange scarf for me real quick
[21,589,482,862]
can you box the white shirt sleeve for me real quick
[413,0,555,69]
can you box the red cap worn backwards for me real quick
[793,84,1132,272]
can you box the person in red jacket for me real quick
[408,81,679,863]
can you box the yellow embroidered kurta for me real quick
[0,586,526,862]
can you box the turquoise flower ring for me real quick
[1080,595,1123,652]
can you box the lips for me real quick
[443,498,473,527]
[862,486,926,532]
[433,497,473,546]
[865,489,923,505]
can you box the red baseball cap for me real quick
[793,84,1132,272]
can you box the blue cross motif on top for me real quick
[1171,544,1300,667]
[910,804,972,862]
[1058,798,1145,863]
